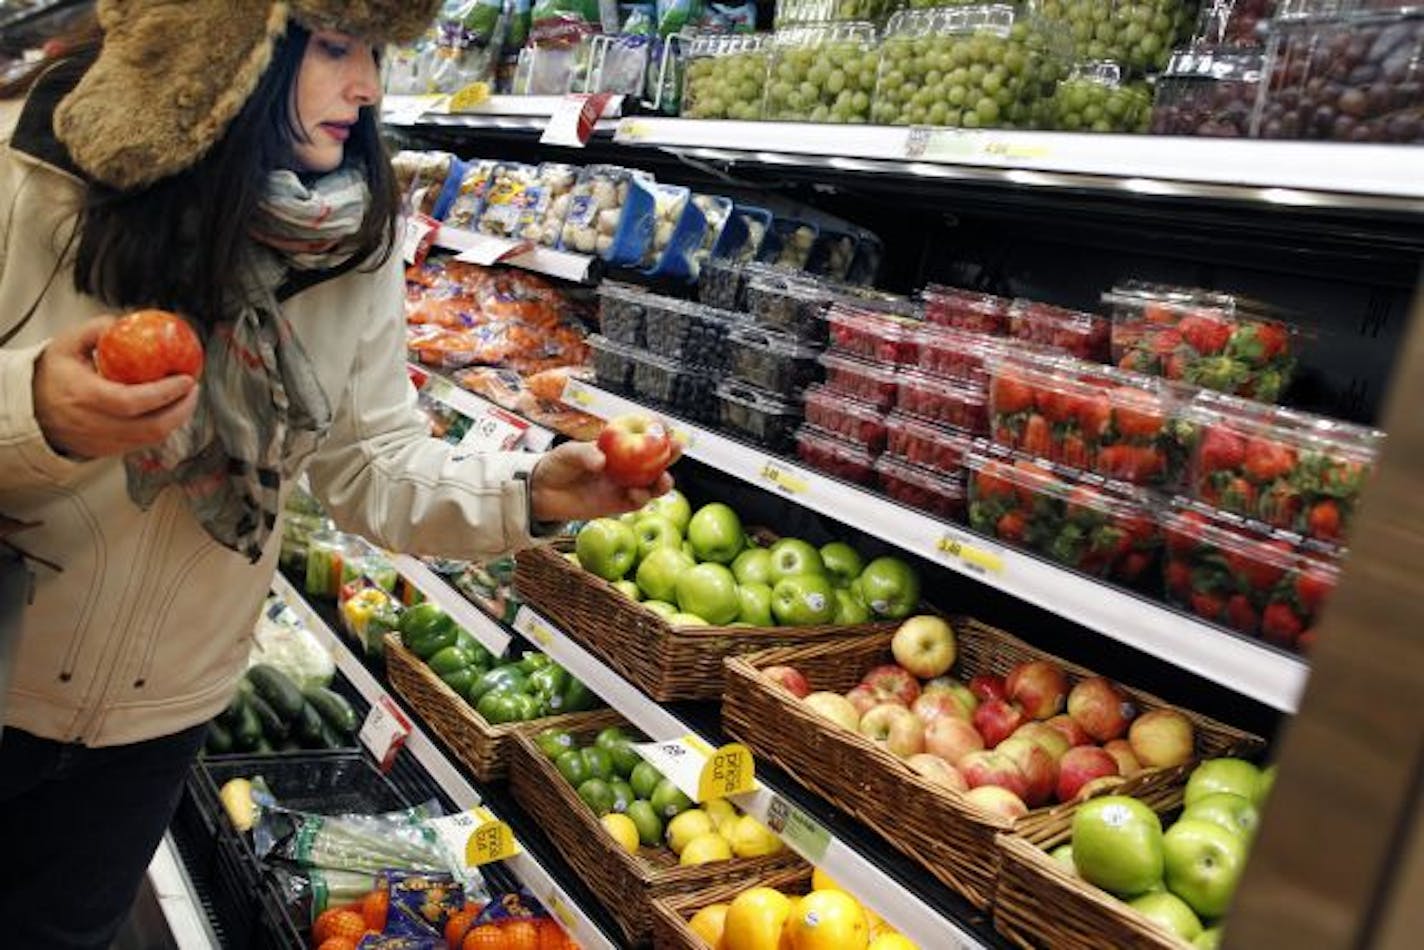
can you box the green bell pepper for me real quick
[467,666,527,706]
[399,603,458,660]
[476,690,523,725]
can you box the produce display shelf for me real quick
[384,94,623,132]
[268,573,618,950]
[561,378,1310,714]
[408,362,558,453]
[433,225,601,285]
[146,833,221,950]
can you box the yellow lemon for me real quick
[666,809,716,855]
[681,831,734,866]
[867,935,916,950]
[811,867,844,894]
[728,814,785,858]
[723,887,793,950]
[690,902,730,949]
[599,813,639,854]
[786,889,869,950]
[863,905,889,938]
[705,797,739,832]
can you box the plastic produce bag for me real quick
[428,0,508,91]
[254,798,449,876]
[384,870,466,938]
[250,598,336,690]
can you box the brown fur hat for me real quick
[53,0,440,190]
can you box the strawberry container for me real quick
[802,384,889,453]
[966,445,1162,584]
[914,323,1019,384]
[716,381,804,453]
[884,412,975,476]
[629,350,720,424]
[824,304,921,365]
[1008,299,1112,362]
[1183,391,1384,543]
[1104,281,1299,402]
[745,270,837,342]
[597,282,650,347]
[819,351,900,410]
[588,334,638,392]
[1162,498,1341,654]
[876,454,968,521]
[796,425,878,485]
[641,295,749,370]
[726,324,825,396]
[896,370,990,433]
[923,285,1013,335]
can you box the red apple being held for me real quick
[597,414,675,488]
[845,685,882,716]
[1129,708,1195,769]
[963,785,1029,821]
[95,309,204,384]
[1057,746,1121,803]
[969,673,1008,704]
[923,677,978,718]
[1104,739,1143,777]
[859,703,915,742]
[804,692,860,732]
[905,754,968,792]
[972,698,1027,748]
[890,615,957,679]
[861,664,921,707]
[912,692,971,726]
[959,750,1029,799]
[997,737,1059,807]
[1013,722,1072,762]
[1046,714,1093,748]
[1067,677,1136,742]
[924,717,985,765]
[1005,660,1069,720]
[762,665,810,699]
[887,713,927,758]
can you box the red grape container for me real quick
[1150,48,1265,137]
[896,369,991,433]
[795,425,879,485]
[819,350,900,410]
[884,412,975,476]
[922,284,1013,334]
[1194,0,1277,47]
[824,304,922,366]
[1008,299,1111,362]
[1161,497,1341,654]
[876,454,968,522]
[1183,390,1385,544]
[803,384,889,453]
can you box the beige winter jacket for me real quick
[0,80,540,747]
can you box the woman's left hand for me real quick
[529,441,680,524]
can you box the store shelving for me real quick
[560,377,1311,714]
[146,834,220,950]
[409,362,558,452]
[0,0,83,33]
[384,94,624,133]
[432,225,601,285]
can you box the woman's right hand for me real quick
[32,317,199,459]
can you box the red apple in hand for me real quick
[95,309,204,384]
[861,664,921,707]
[1067,676,1136,742]
[762,665,810,699]
[969,673,1008,703]
[973,698,1027,748]
[1129,708,1195,768]
[1005,660,1069,720]
[1057,746,1120,802]
[924,717,985,765]
[597,414,675,488]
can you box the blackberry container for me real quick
[630,350,719,423]
[596,282,650,347]
[588,334,639,392]
[642,295,750,370]
[726,324,825,395]
[716,380,805,452]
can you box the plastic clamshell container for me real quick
[642,296,749,369]
[803,383,890,452]
[558,164,643,257]
[777,0,899,26]
[713,204,775,264]
[474,163,542,239]
[1048,59,1152,133]
[746,271,838,342]
[612,179,689,270]
[819,350,901,410]
[1181,390,1385,543]
[687,194,735,279]
[759,218,820,270]
[588,333,639,392]
[876,454,969,521]
[825,304,922,365]
[441,159,499,229]
[682,33,771,120]
[596,282,650,347]
[629,349,719,422]
[1008,298,1111,362]
[765,22,881,124]
[885,411,976,475]
[915,324,1018,384]
[529,162,580,246]
[1033,0,1193,76]
[716,380,804,452]
[1150,48,1265,138]
[697,258,746,310]
[1104,281,1299,402]
[1194,0,1277,46]
[796,425,879,485]
[642,188,708,279]
[726,324,825,395]
[896,369,991,433]
[808,229,861,281]
[923,285,1014,334]
[965,444,1162,583]
[848,234,884,286]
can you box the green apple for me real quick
[767,538,826,584]
[737,582,774,626]
[635,547,694,603]
[1163,818,1247,919]
[618,512,641,526]
[1254,764,1276,807]
[687,503,744,564]
[613,580,642,601]
[675,563,741,625]
[642,599,678,618]
[1181,793,1259,841]
[833,587,871,624]
[771,574,838,626]
[820,541,864,586]
[633,514,683,562]
[682,540,698,560]
[1071,796,1164,897]
[1050,844,1076,874]
[667,613,708,626]
[731,547,774,586]
[1194,926,1223,949]
[856,556,921,619]
[575,518,638,581]
[641,489,692,534]
[1185,758,1260,808]
[1129,892,1203,942]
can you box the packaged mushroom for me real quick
[630,180,691,269]
[713,204,774,264]
[530,163,579,246]
[392,151,457,216]
[444,159,500,229]
[808,229,858,281]
[688,194,734,278]
[759,218,820,270]
[475,163,542,239]
[558,164,642,256]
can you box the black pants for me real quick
[0,723,208,949]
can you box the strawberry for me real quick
[1021,413,1052,457]
[990,373,1035,415]
[1166,510,1207,556]
[1261,603,1304,647]
[1231,538,1292,593]
[1164,353,1189,380]
[1077,391,1112,440]
[1243,439,1297,483]
[1306,499,1342,540]
[1296,629,1317,654]
[1039,388,1081,425]
[1095,444,1135,481]
[1065,486,1106,526]
[1198,427,1246,473]
[1294,565,1334,614]
[1225,594,1260,635]
[1117,549,1153,582]
[1150,328,1183,356]
[1259,481,1304,529]
[1122,445,1166,482]
[1179,313,1233,355]
[1165,558,1193,595]
[1143,302,1179,325]
[1060,433,1090,469]
[1253,321,1290,361]
[974,462,1018,503]
[1320,460,1368,496]
[1111,389,1165,439]
[997,510,1028,544]
[1219,477,1258,514]
[1118,350,1155,375]
[1189,591,1225,621]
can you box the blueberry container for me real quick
[630,349,720,422]
[716,380,805,452]
[588,334,639,392]
[745,271,838,342]
[698,258,750,310]
[726,324,825,395]
[596,282,651,347]
[642,296,750,369]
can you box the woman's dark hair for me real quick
[70,22,398,326]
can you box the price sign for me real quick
[934,528,1005,578]
[763,794,831,863]
[561,380,595,408]
[383,94,450,125]
[401,213,439,265]
[633,736,757,803]
[514,607,556,649]
[359,695,412,772]
[457,405,530,453]
[616,119,651,143]
[760,462,809,497]
[427,806,521,870]
[541,93,619,148]
[545,894,577,931]
[452,232,536,267]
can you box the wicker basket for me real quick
[513,540,897,701]
[994,786,1192,949]
[507,717,803,946]
[649,866,813,950]
[721,618,1262,911]
[383,632,612,782]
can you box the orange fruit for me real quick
[360,890,389,932]
[689,902,730,948]
[784,889,868,950]
[504,919,542,950]
[538,918,572,950]
[316,939,357,950]
[463,925,505,949]
[446,908,480,947]
[314,910,367,946]
[723,887,793,950]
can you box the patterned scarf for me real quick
[125,168,372,562]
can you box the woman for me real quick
[0,2,670,945]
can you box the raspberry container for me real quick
[597,282,650,347]
[681,33,770,121]
[641,296,750,369]
[824,304,922,365]
[588,334,638,392]
[1008,299,1111,362]
[803,384,890,452]
[1150,48,1265,137]
[877,455,969,521]
[796,425,879,485]
[915,324,1019,384]
[1162,497,1341,654]
[923,285,1014,335]
[896,370,991,433]
[726,324,825,396]
[746,270,838,342]
[819,351,901,410]
[630,350,719,423]
[885,412,976,476]
[716,381,804,453]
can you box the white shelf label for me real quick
[359,695,413,772]
[541,93,620,148]
[401,213,439,265]
[632,736,757,803]
[452,231,537,267]
[427,806,521,869]
[759,461,810,497]
[383,94,450,125]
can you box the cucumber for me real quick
[233,702,263,752]
[247,664,305,721]
[235,678,255,700]
[293,701,326,746]
[247,694,289,741]
[303,687,358,736]
[254,735,274,754]
[315,722,345,750]
[206,720,234,754]
[218,693,247,728]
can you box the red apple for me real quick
[959,750,1029,799]
[912,692,971,726]
[905,754,968,792]
[804,692,860,732]
[1005,660,1069,720]
[95,309,204,384]
[887,713,927,758]
[1066,677,1136,742]
[1103,739,1143,777]
[924,717,985,765]
[859,702,914,742]
[996,737,1059,807]
[1056,746,1120,803]
[923,677,979,717]
[890,615,957,679]
[597,414,675,488]
[1128,708,1195,769]
[972,698,1027,748]
[963,785,1029,821]
[1046,714,1093,748]
[762,665,810,699]
[861,664,921,707]
[969,673,1008,703]
[1012,722,1072,762]
[845,685,883,716]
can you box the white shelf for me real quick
[409,363,558,453]
[268,574,615,950]
[561,378,1310,713]
[147,834,219,950]
[434,225,599,285]
[385,94,623,131]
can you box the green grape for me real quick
[682,48,769,120]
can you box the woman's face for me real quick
[292,30,380,173]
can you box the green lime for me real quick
[555,749,589,787]
[625,800,664,847]
[630,761,664,800]
[608,780,635,814]
[608,741,644,779]
[650,778,693,819]
[577,778,616,816]
[581,746,614,780]
[534,728,576,760]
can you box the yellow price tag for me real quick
[562,381,594,408]
[463,807,519,866]
[618,120,650,142]
[698,743,757,801]
[448,83,491,112]
[547,895,577,930]
[936,533,1005,577]
[980,139,1051,160]
[760,462,808,497]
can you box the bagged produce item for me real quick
[582,29,654,94]
[629,180,691,268]
[825,303,921,365]
[473,163,543,239]
[876,454,969,521]
[885,411,976,475]
[254,798,449,875]
[923,284,1014,334]
[796,424,878,484]
[383,870,467,938]
[251,598,337,690]
[897,369,991,433]
[533,0,602,44]
[428,0,507,91]
[681,32,770,119]
[657,0,705,35]
[803,383,888,452]
[339,583,403,658]
[1048,60,1151,132]
[765,22,879,123]
[271,866,380,921]
[392,151,458,217]
[716,380,804,451]
[1151,47,1264,137]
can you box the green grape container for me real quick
[764,22,882,123]
[681,33,772,120]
